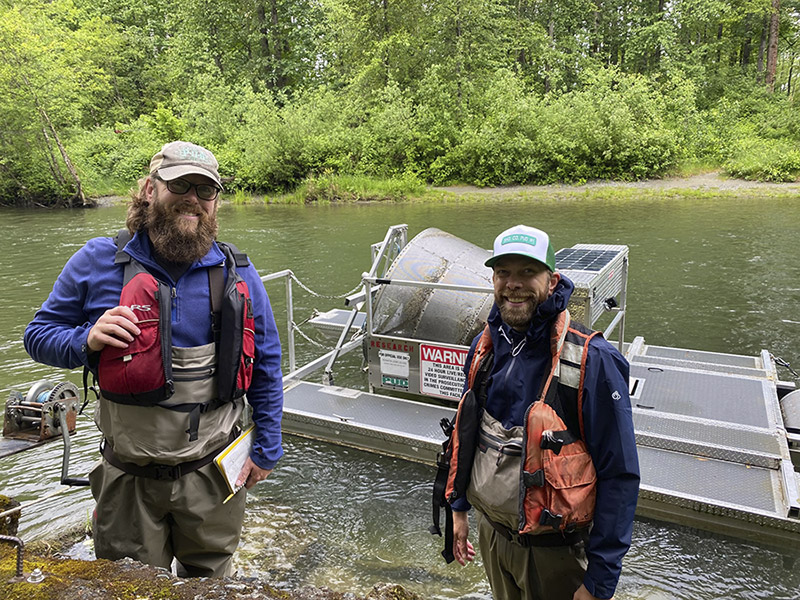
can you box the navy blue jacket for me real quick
[455,275,639,599]
[24,231,284,469]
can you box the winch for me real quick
[3,380,79,449]
[1,379,88,486]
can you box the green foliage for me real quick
[68,107,187,193]
[724,138,800,182]
[3,0,800,204]
[433,68,681,186]
[291,172,427,203]
[230,189,254,205]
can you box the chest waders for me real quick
[430,310,600,563]
[90,230,255,479]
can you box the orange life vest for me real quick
[432,310,600,559]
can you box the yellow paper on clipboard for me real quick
[214,425,254,499]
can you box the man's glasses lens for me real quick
[164,178,219,200]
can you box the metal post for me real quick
[58,405,89,486]
[618,256,628,353]
[0,535,24,578]
[260,269,297,378]
[286,274,295,373]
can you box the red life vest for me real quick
[96,232,255,439]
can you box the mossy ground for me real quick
[0,543,423,600]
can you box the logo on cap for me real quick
[501,234,537,247]
[177,145,212,164]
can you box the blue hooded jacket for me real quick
[455,275,639,599]
[24,231,284,470]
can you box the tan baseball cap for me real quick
[149,141,222,188]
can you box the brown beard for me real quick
[495,293,542,331]
[145,195,218,263]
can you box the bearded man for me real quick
[439,225,639,600]
[24,141,284,577]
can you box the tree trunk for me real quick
[652,0,665,71]
[765,0,780,91]
[270,0,287,88]
[38,106,87,207]
[255,2,272,85]
[741,15,752,69]
[40,125,67,187]
[382,0,390,83]
[544,19,554,93]
[757,14,768,82]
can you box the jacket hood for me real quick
[487,274,574,341]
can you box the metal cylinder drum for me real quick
[372,228,493,346]
[781,388,800,433]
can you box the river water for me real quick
[1,196,799,599]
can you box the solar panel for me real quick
[555,248,620,272]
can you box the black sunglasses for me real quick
[155,176,220,201]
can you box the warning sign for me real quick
[420,343,468,400]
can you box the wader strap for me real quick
[209,262,224,342]
[100,429,237,481]
[430,417,456,563]
[113,229,133,266]
[483,513,586,548]
[161,398,226,442]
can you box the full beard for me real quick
[146,197,218,263]
[495,294,540,331]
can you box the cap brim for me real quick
[157,165,223,189]
[485,252,552,270]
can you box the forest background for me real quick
[2,0,800,206]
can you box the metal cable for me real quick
[289,273,363,300]
[292,322,331,349]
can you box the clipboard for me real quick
[214,425,254,502]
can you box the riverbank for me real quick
[224,171,800,204]
[87,171,800,207]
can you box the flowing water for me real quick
[1,195,799,599]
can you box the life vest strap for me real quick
[483,513,586,547]
[539,429,579,454]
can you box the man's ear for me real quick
[548,271,560,295]
[144,176,155,205]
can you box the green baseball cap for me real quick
[485,224,556,271]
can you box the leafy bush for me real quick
[433,67,681,186]
[68,107,187,193]
[724,138,800,182]
[292,172,426,203]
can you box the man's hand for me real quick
[452,510,476,566]
[235,456,273,490]
[87,306,141,352]
[573,584,606,600]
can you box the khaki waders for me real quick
[89,459,247,577]
[477,512,588,600]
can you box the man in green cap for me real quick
[438,224,639,600]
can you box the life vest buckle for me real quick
[523,468,545,488]
[539,508,563,530]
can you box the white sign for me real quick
[379,349,410,377]
[420,343,468,400]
